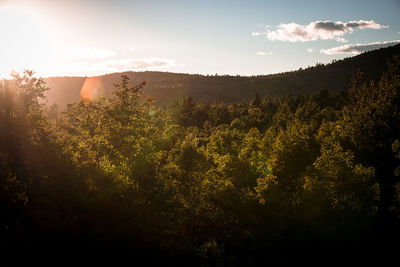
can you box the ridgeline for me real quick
[44,44,400,107]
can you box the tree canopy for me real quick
[1,56,400,265]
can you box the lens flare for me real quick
[80,77,105,104]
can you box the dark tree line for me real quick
[44,44,400,108]
[1,57,400,265]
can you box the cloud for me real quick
[257,51,272,56]
[53,57,179,77]
[252,20,388,42]
[105,58,176,70]
[320,40,400,55]
[252,32,263,36]
[67,49,175,70]
[71,48,118,60]
[59,49,180,75]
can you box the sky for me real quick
[0,0,399,78]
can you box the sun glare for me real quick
[80,77,106,103]
[0,3,56,79]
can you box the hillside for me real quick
[44,44,400,107]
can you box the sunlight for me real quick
[0,3,55,78]
[1,1,400,264]
[80,77,106,103]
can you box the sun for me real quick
[0,2,55,78]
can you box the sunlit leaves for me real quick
[2,57,400,262]
[307,121,379,215]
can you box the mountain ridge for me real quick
[43,44,400,107]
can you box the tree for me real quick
[255,120,318,212]
[342,56,400,219]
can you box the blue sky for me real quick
[0,0,399,77]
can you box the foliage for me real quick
[1,56,400,264]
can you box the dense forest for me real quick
[44,44,400,107]
[1,53,400,265]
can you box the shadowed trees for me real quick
[1,56,400,265]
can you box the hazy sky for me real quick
[1,0,399,78]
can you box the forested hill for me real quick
[44,44,400,107]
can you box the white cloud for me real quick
[320,40,400,55]
[253,20,388,42]
[105,58,176,70]
[70,48,118,60]
[49,57,179,77]
[307,48,313,53]
[257,51,273,56]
